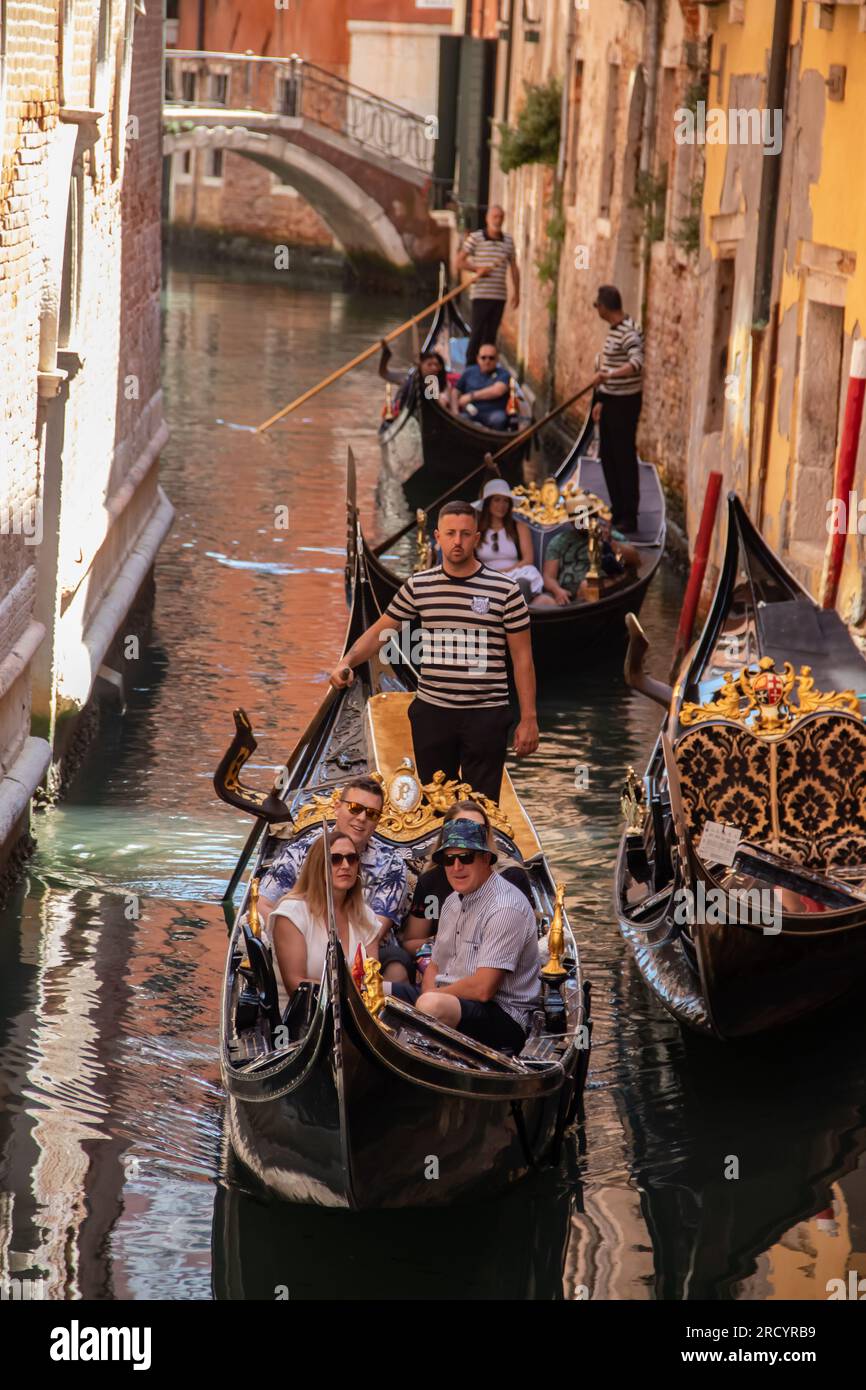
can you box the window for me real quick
[203,148,223,181]
[92,0,112,110]
[164,59,176,102]
[181,69,197,104]
[703,255,735,434]
[277,74,300,117]
[60,0,76,107]
[564,59,583,207]
[598,64,619,220]
[111,0,135,176]
[59,168,84,349]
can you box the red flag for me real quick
[351,943,365,988]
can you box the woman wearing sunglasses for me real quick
[474,479,556,607]
[270,832,381,996]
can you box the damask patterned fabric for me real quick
[674,713,866,870]
[774,714,866,868]
[675,723,772,845]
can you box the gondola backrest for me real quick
[674,711,866,869]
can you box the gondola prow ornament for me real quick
[541,883,568,1034]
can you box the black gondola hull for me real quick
[224,954,578,1209]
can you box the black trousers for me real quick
[408,698,512,804]
[598,390,642,532]
[466,298,506,368]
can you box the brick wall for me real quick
[1,0,169,786]
[170,150,336,250]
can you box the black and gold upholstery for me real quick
[674,712,866,870]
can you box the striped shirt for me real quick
[433,872,541,1030]
[384,564,529,709]
[599,315,644,396]
[462,229,516,301]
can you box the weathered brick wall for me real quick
[0,0,60,772]
[1,1,167,775]
[170,150,335,250]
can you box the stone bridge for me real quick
[163,51,449,274]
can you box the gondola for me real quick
[379,267,529,512]
[615,492,866,1039]
[211,458,591,1209]
[366,417,666,670]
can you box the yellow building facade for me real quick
[693,0,866,626]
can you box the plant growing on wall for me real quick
[672,175,704,257]
[631,167,668,247]
[497,79,561,173]
[536,190,565,314]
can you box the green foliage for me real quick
[672,174,704,257]
[631,166,668,246]
[535,191,565,315]
[497,80,561,174]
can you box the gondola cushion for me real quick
[674,712,866,869]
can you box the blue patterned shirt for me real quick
[259,827,409,924]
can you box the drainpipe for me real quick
[197,0,206,51]
[502,0,516,121]
[636,0,660,324]
[752,0,793,529]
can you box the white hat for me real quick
[473,478,515,508]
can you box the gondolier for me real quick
[329,500,539,803]
[457,206,520,368]
[591,285,644,534]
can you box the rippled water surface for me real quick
[1,261,864,1301]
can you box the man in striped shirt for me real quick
[591,284,644,534]
[457,205,520,368]
[329,501,539,803]
[395,818,540,1051]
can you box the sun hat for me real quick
[473,478,516,509]
[432,818,498,864]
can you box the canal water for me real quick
[1,260,864,1301]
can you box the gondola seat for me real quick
[674,711,866,872]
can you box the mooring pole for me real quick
[822,339,866,610]
[669,471,723,680]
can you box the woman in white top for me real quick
[474,479,556,607]
[270,832,380,994]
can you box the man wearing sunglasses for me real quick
[453,344,511,429]
[393,820,540,1052]
[257,776,408,943]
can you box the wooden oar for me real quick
[373,379,595,556]
[253,265,503,435]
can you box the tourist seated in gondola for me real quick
[269,832,381,996]
[393,819,540,1052]
[257,776,408,945]
[378,341,453,413]
[452,343,512,428]
[542,521,639,605]
[473,478,557,608]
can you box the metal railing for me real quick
[164,50,435,173]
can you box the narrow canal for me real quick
[1,259,864,1300]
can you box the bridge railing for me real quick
[164,50,436,174]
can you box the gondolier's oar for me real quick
[252,265,503,435]
[373,380,595,557]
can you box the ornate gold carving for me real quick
[512,477,612,528]
[414,509,432,572]
[362,955,386,1017]
[541,882,567,982]
[291,761,514,844]
[680,657,861,737]
[248,877,262,938]
[620,767,646,832]
[585,518,603,580]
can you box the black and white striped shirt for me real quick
[384,564,529,709]
[462,230,516,301]
[599,315,644,396]
[433,872,540,1029]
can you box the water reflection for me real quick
[0,262,864,1301]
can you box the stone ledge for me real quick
[0,736,51,860]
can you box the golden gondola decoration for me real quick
[362,956,387,1018]
[291,759,515,843]
[620,767,646,832]
[413,509,432,572]
[680,656,861,736]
